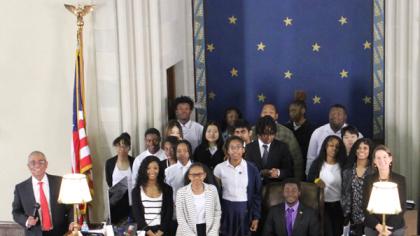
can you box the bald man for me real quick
[12,151,72,236]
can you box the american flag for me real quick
[72,47,94,215]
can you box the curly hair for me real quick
[255,115,277,136]
[347,138,374,167]
[134,156,165,190]
[316,135,346,169]
[174,96,194,110]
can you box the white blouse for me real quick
[192,190,206,224]
[112,166,133,205]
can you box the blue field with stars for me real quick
[204,0,374,137]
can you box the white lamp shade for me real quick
[367,181,402,215]
[58,173,92,204]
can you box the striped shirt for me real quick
[140,187,162,226]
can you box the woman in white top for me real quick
[132,156,173,236]
[308,135,346,236]
[105,133,134,224]
[176,163,221,236]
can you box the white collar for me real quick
[179,120,192,129]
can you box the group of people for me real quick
[12,95,406,236]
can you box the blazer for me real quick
[131,183,173,233]
[262,202,319,236]
[246,139,294,184]
[341,165,374,221]
[193,144,225,170]
[363,171,406,231]
[12,174,72,236]
[246,161,263,221]
[175,183,221,236]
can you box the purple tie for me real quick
[286,208,294,236]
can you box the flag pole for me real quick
[65,4,94,124]
[65,4,94,225]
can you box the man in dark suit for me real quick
[262,178,319,236]
[246,116,294,184]
[12,151,73,236]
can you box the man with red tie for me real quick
[12,151,73,236]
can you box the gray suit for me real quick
[12,174,72,236]
[262,202,319,236]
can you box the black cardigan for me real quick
[363,171,406,231]
[193,144,225,170]
[131,183,174,233]
[105,155,135,187]
[105,155,135,224]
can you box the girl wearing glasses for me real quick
[175,163,221,236]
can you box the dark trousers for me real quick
[196,223,206,236]
[325,201,344,236]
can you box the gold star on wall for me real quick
[312,96,321,104]
[284,70,293,79]
[208,91,216,100]
[257,42,266,51]
[312,43,321,52]
[340,69,349,78]
[363,96,372,104]
[230,67,238,77]
[363,40,372,50]
[207,43,215,52]
[338,16,348,25]
[257,93,267,102]
[283,17,293,26]
[228,15,237,24]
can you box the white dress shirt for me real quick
[258,139,271,158]
[165,160,192,201]
[319,162,342,202]
[213,160,248,202]
[305,123,363,175]
[30,175,51,226]
[179,120,203,152]
[132,148,166,184]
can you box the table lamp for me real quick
[367,181,402,234]
[58,173,92,236]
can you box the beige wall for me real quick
[0,1,78,220]
[0,0,195,222]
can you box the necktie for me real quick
[38,182,52,231]
[286,208,294,236]
[262,144,269,166]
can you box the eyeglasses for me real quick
[188,172,205,178]
[28,160,46,167]
[229,145,244,150]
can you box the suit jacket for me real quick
[175,183,221,236]
[363,171,406,231]
[262,202,319,236]
[12,174,72,236]
[131,183,173,233]
[246,139,294,184]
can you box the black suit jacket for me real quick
[262,202,319,236]
[193,144,224,170]
[246,139,293,184]
[363,171,406,231]
[12,174,72,236]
